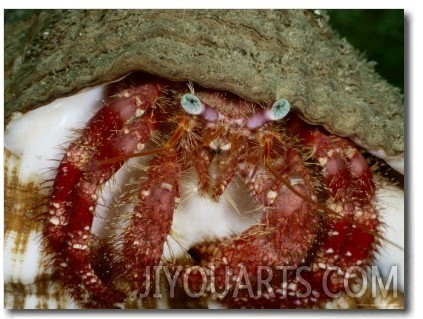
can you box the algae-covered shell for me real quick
[5,9,403,169]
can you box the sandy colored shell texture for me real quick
[5,9,403,158]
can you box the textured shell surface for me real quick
[4,9,404,309]
[5,10,403,167]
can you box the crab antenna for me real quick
[181,93,220,122]
[246,98,290,130]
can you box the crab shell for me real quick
[4,10,404,309]
[5,10,403,171]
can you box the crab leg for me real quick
[47,96,141,247]
[63,115,155,307]
[289,124,379,305]
[117,149,183,296]
[228,120,379,308]
[47,81,163,247]
[211,135,247,199]
[179,116,379,308]
[46,82,163,307]
[181,139,320,304]
[242,116,379,308]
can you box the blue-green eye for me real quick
[181,94,203,115]
[269,98,290,120]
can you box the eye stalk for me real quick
[181,93,219,122]
[246,98,291,130]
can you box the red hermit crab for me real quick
[44,73,380,308]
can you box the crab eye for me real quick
[245,98,291,130]
[181,94,204,115]
[180,93,220,122]
[269,98,290,121]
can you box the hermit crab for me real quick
[41,73,389,308]
[4,10,404,309]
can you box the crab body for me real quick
[42,73,380,308]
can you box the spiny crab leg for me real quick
[63,115,155,306]
[174,98,321,303]
[182,134,319,304]
[99,116,193,165]
[47,92,148,246]
[253,119,379,307]
[287,119,378,297]
[98,110,197,298]
[45,81,163,307]
[118,149,183,295]
[107,117,196,296]
[174,99,380,307]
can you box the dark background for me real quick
[328,9,404,93]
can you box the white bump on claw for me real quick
[287,282,297,291]
[49,216,61,226]
[72,244,88,250]
[160,182,173,191]
[318,262,327,269]
[317,156,328,166]
[220,142,231,151]
[137,143,145,151]
[266,190,278,201]
[136,108,145,117]
[141,189,150,198]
